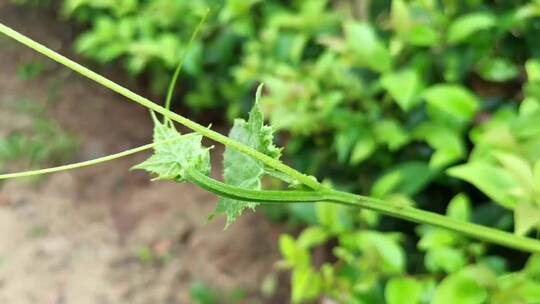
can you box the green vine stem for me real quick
[0,22,323,191]
[187,170,540,252]
[3,144,539,252]
[1,22,540,253]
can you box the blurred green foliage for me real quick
[0,97,78,172]
[21,0,540,302]
[190,281,246,304]
[16,61,46,80]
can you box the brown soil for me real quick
[0,4,286,304]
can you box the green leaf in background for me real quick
[291,267,322,303]
[501,276,540,303]
[345,21,391,72]
[520,97,540,116]
[381,69,422,111]
[526,59,540,83]
[190,281,219,304]
[390,0,439,46]
[385,277,422,304]
[418,228,459,249]
[372,162,436,198]
[358,231,406,274]
[514,202,540,236]
[74,17,128,62]
[215,85,282,227]
[493,151,534,198]
[350,131,376,165]
[525,254,540,277]
[469,109,515,150]
[391,0,412,33]
[297,226,329,249]
[511,109,540,139]
[477,57,520,82]
[334,129,354,164]
[407,25,440,47]
[316,202,353,234]
[423,85,480,129]
[279,234,310,268]
[426,247,466,273]
[220,0,260,22]
[447,12,496,44]
[447,162,523,209]
[535,160,540,204]
[417,194,475,274]
[433,271,487,304]
[374,119,410,151]
[447,193,471,221]
[132,113,210,181]
[414,123,465,168]
[16,61,46,80]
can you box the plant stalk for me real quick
[0,22,323,191]
[2,22,540,253]
[187,169,540,253]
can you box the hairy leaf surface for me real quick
[215,85,282,227]
[132,113,211,181]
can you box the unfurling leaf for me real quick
[214,85,282,227]
[132,112,211,181]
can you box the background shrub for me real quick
[23,0,540,302]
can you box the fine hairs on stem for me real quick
[0,21,540,253]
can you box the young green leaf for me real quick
[447,193,471,222]
[413,122,465,168]
[214,85,282,227]
[381,69,422,112]
[407,25,440,47]
[423,84,480,129]
[425,247,466,273]
[390,0,412,33]
[372,161,436,198]
[525,58,540,83]
[477,57,519,82]
[447,12,496,44]
[297,226,329,249]
[357,231,406,274]
[447,162,523,209]
[493,151,534,198]
[350,131,376,165]
[433,270,487,304]
[345,22,391,72]
[291,267,322,303]
[132,113,211,181]
[514,202,540,236]
[385,277,422,304]
[534,160,540,205]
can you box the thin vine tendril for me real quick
[164,9,209,117]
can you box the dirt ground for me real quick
[0,4,286,304]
